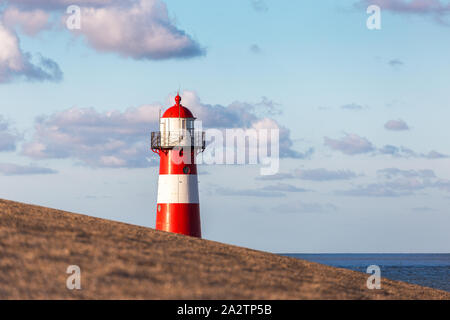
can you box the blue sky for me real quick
[0,0,449,252]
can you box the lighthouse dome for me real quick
[162,94,195,119]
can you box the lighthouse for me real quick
[151,94,205,238]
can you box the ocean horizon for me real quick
[282,253,450,292]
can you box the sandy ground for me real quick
[0,198,448,300]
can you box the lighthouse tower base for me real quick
[156,204,201,237]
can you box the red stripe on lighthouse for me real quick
[156,204,201,238]
[159,150,197,175]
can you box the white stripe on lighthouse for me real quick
[157,174,199,204]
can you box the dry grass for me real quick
[0,198,448,300]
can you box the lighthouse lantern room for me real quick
[151,94,205,238]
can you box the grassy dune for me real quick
[0,199,448,300]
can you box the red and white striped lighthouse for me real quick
[151,94,205,238]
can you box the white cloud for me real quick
[384,119,409,131]
[2,7,50,36]
[214,183,310,198]
[377,168,435,179]
[324,133,375,155]
[357,0,450,15]
[425,150,448,159]
[0,22,24,77]
[261,183,309,193]
[217,187,285,198]
[295,168,358,181]
[178,91,258,128]
[337,167,450,197]
[177,91,309,159]
[0,22,62,83]
[0,116,20,151]
[337,183,413,197]
[255,173,295,181]
[379,144,448,159]
[3,0,205,60]
[68,0,205,60]
[22,91,308,168]
[4,0,125,10]
[324,133,447,159]
[0,163,57,175]
[22,104,161,168]
[356,0,450,25]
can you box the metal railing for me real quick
[151,131,206,150]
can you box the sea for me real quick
[282,253,450,292]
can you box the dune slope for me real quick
[0,199,448,299]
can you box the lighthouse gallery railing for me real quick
[151,131,206,150]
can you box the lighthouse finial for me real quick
[175,92,181,106]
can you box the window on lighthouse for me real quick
[186,119,194,129]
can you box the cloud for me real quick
[341,103,365,110]
[217,187,285,198]
[425,150,448,159]
[181,91,309,159]
[277,201,338,214]
[295,168,358,181]
[0,163,57,175]
[388,59,404,67]
[215,183,309,198]
[357,0,450,15]
[379,144,448,159]
[250,44,262,54]
[253,118,313,159]
[356,0,450,24]
[4,0,205,60]
[2,7,51,36]
[0,116,20,151]
[261,183,309,193]
[379,145,412,156]
[324,133,447,159]
[384,119,409,131]
[324,133,375,155]
[67,0,205,60]
[0,23,63,83]
[178,91,258,128]
[337,183,414,197]
[337,167,450,197]
[22,91,307,168]
[435,179,450,192]
[377,168,436,179]
[256,168,359,183]
[4,0,132,10]
[256,173,295,181]
[253,97,282,116]
[21,104,161,168]
[251,0,268,12]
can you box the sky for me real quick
[0,0,449,253]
